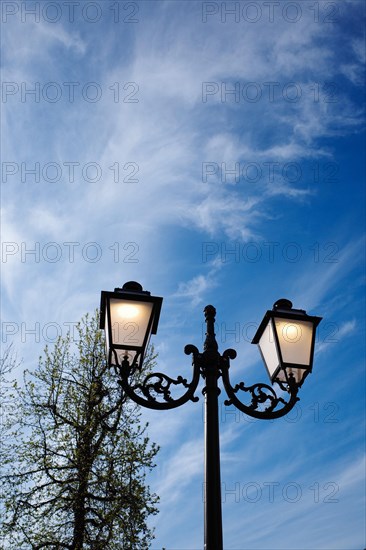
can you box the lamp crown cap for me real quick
[114,281,151,295]
[122,281,143,291]
[273,298,293,310]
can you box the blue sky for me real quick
[1,1,365,548]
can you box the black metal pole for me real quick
[203,306,223,550]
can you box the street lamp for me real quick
[252,298,321,387]
[100,281,322,550]
[100,281,162,370]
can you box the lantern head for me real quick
[252,299,322,387]
[100,281,163,369]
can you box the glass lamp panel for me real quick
[258,320,280,379]
[104,309,110,356]
[275,366,304,384]
[287,367,306,384]
[274,318,314,366]
[109,298,153,348]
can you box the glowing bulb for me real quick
[282,323,301,343]
[117,304,140,319]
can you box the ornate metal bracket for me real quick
[219,349,299,419]
[116,345,299,419]
[116,345,201,410]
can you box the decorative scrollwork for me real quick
[225,381,287,412]
[220,355,299,419]
[117,353,201,410]
[114,341,299,417]
[134,372,198,403]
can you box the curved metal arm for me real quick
[116,345,201,410]
[220,349,299,419]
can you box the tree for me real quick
[0,312,159,549]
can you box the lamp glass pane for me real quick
[104,310,109,353]
[258,320,280,379]
[274,318,314,365]
[287,367,306,384]
[275,366,304,384]
[104,309,110,353]
[109,299,153,347]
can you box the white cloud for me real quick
[316,319,356,355]
[173,273,219,307]
[2,2,364,267]
[290,235,366,310]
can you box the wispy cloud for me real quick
[173,272,220,307]
[316,319,356,355]
[290,235,366,310]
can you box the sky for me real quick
[1,0,365,549]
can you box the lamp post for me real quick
[100,282,322,550]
